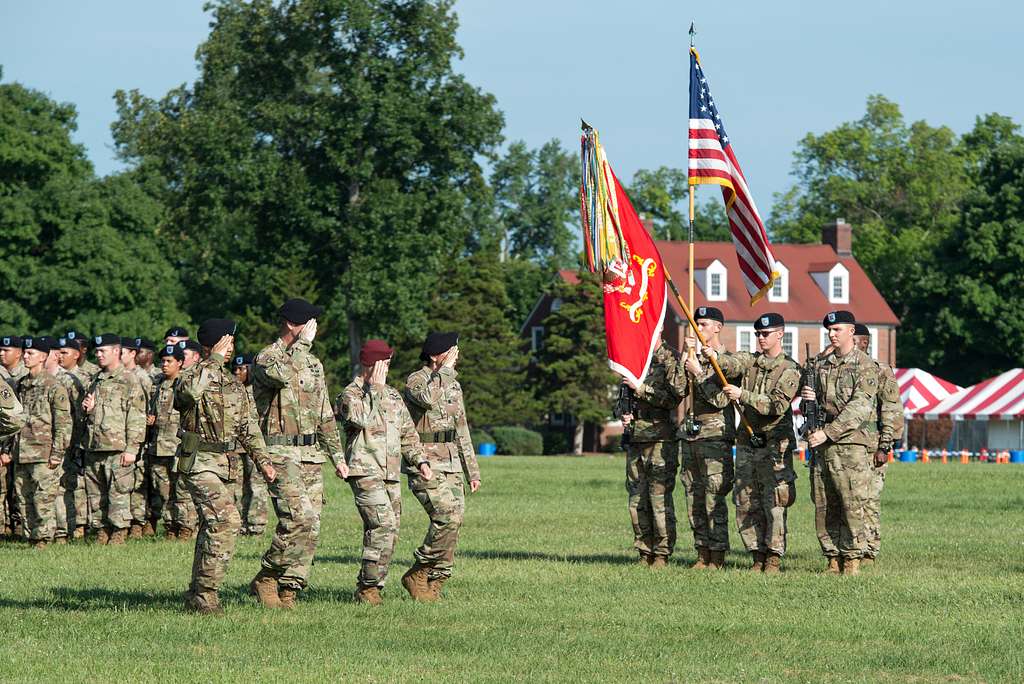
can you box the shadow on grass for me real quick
[460,549,638,566]
[0,586,184,611]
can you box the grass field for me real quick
[1,457,1022,682]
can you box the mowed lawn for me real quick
[1,457,1023,682]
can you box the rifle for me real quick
[617,385,636,449]
[800,343,821,468]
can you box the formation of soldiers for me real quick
[616,308,903,576]
[0,299,482,614]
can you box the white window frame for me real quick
[531,326,544,352]
[782,330,796,360]
[768,261,789,303]
[827,263,850,304]
[820,328,831,353]
[550,298,563,312]
[868,326,879,360]
[705,259,728,302]
[736,325,756,353]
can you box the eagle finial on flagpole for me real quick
[689,21,696,48]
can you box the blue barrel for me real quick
[1011,450,1024,464]
[478,442,497,457]
[899,449,918,463]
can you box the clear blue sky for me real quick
[1,0,1020,213]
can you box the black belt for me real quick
[419,429,457,444]
[198,439,237,453]
[636,409,669,421]
[265,433,318,447]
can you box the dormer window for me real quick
[703,259,727,302]
[828,264,849,304]
[768,261,788,303]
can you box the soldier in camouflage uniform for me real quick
[853,324,904,566]
[81,334,148,545]
[401,332,482,601]
[167,338,204,540]
[232,353,268,535]
[0,379,25,438]
[121,337,155,538]
[708,313,801,573]
[802,311,880,576]
[53,337,88,542]
[678,307,736,570]
[337,339,431,606]
[65,331,100,378]
[174,319,277,615]
[147,344,195,538]
[0,334,25,538]
[13,337,72,548]
[614,339,686,568]
[250,299,346,609]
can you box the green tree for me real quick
[628,166,731,241]
[111,0,504,386]
[534,268,616,454]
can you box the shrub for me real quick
[540,426,572,455]
[491,426,543,455]
[471,429,495,450]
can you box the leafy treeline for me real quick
[2,0,1022,436]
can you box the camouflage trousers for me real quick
[810,443,871,559]
[14,462,60,541]
[83,451,134,531]
[259,448,317,591]
[170,465,199,533]
[238,454,269,533]
[182,467,241,594]
[147,455,197,532]
[129,454,147,525]
[680,439,733,552]
[55,456,87,538]
[864,462,887,558]
[285,462,325,588]
[734,444,796,556]
[1,461,11,533]
[350,475,402,589]
[409,470,466,580]
[625,441,678,558]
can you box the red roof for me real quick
[654,241,900,326]
[557,269,580,285]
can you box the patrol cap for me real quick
[853,323,870,336]
[0,335,23,349]
[196,319,237,347]
[163,326,189,339]
[754,313,785,330]
[420,331,458,361]
[232,353,254,368]
[159,344,184,361]
[120,336,141,350]
[360,339,393,366]
[822,310,856,328]
[177,339,202,354]
[23,336,56,353]
[135,337,155,351]
[94,333,121,348]
[279,298,323,325]
[694,306,724,324]
[57,337,81,351]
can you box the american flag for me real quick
[688,47,777,304]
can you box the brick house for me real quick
[522,219,900,451]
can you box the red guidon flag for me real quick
[580,125,667,387]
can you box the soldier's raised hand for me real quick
[82,392,96,414]
[299,318,318,343]
[370,360,389,387]
[211,334,233,358]
[442,346,459,368]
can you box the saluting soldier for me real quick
[853,323,904,566]
[336,339,431,606]
[401,332,481,602]
[174,319,277,615]
[801,311,880,576]
[614,339,686,568]
[707,313,801,573]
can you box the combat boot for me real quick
[649,555,668,569]
[354,586,383,606]
[692,548,710,570]
[54,536,67,545]
[637,553,653,566]
[842,558,861,576]
[108,529,128,545]
[825,557,841,574]
[32,540,48,550]
[186,591,224,615]
[164,527,178,540]
[426,577,448,601]
[72,526,86,540]
[401,563,431,601]
[95,528,110,545]
[278,587,298,610]
[763,553,782,575]
[708,551,726,570]
[128,523,143,540]
[177,527,194,541]
[861,556,875,568]
[141,520,156,537]
[750,552,766,572]
[249,568,282,609]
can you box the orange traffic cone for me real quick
[921,449,930,464]
[941,449,948,464]
[960,450,970,464]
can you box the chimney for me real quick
[822,218,852,257]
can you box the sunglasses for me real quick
[754,329,780,337]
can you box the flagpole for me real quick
[686,21,698,432]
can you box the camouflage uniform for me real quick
[128,367,154,529]
[147,375,197,534]
[2,361,28,534]
[807,347,879,561]
[865,362,904,560]
[403,365,481,582]
[713,351,801,557]
[614,343,685,561]
[14,373,72,542]
[234,384,268,534]
[337,379,427,590]
[78,358,100,378]
[82,366,148,533]
[0,382,25,438]
[175,352,271,600]
[54,368,87,539]
[252,338,344,592]
[679,347,737,556]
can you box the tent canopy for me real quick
[924,368,1024,420]
[895,367,963,415]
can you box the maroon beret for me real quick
[359,339,393,366]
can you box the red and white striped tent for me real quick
[894,368,963,415]
[925,369,1024,420]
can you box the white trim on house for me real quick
[768,261,789,303]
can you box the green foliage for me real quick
[420,251,538,427]
[490,425,543,455]
[533,268,616,427]
[627,166,731,241]
[111,0,504,387]
[539,425,571,455]
[470,428,494,449]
